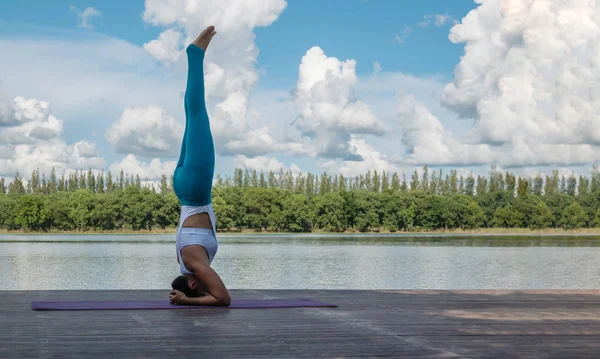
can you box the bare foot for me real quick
[192,26,217,51]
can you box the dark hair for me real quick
[171,275,201,298]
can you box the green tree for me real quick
[0,196,16,229]
[561,202,587,229]
[476,176,487,196]
[295,173,306,194]
[531,201,553,229]
[30,168,40,193]
[390,172,400,192]
[105,171,114,193]
[378,171,387,192]
[410,170,419,191]
[15,194,51,231]
[382,192,416,232]
[488,164,503,193]
[96,171,105,194]
[305,173,315,196]
[372,170,380,193]
[544,194,574,228]
[492,205,523,228]
[69,189,95,231]
[592,165,600,192]
[267,170,277,188]
[241,187,277,231]
[465,174,475,197]
[429,170,438,195]
[88,169,96,192]
[505,172,516,197]
[313,193,345,232]
[160,174,169,194]
[212,196,235,231]
[45,193,74,230]
[578,175,589,196]
[517,177,529,197]
[259,170,267,188]
[477,191,511,228]
[566,174,577,196]
[58,173,66,192]
[420,166,429,192]
[450,194,485,229]
[8,171,26,195]
[79,170,87,190]
[354,191,381,232]
[48,168,58,194]
[281,194,311,232]
[450,170,458,195]
[339,174,347,192]
[532,174,544,196]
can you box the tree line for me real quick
[1,165,600,232]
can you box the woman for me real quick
[168,26,231,306]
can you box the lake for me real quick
[2,233,600,290]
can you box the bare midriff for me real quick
[182,212,212,229]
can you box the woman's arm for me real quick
[170,265,230,306]
[189,262,231,306]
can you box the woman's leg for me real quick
[173,26,217,207]
[175,102,188,170]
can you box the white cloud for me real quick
[292,46,387,159]
[70,6,101,29]
[418,13,456,27]
[394,26,411,43]
[0,34,184,130]
[394,91,492,166]
[357,0,600,169]
[5,0,600,179]
[0,90,16,126]
[73,140,99,158]
[105,105,184,158]
[0,141,105,179]
[108,154,176,181]
[233,155,302,175]
[141,0,288,158]
[373,61,382,74]
[143,29,183,66]
[337,136,401,177]
[0,94,105,179]
[442,0,600,155]
[0,97,63,144]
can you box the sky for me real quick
[1,0,599,187]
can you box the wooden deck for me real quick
[2,290,600,358]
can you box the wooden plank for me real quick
[1,290,600,358]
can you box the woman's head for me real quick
[171,275,203,297]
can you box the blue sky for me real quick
[0,0,596,184]
[1,0,473,81]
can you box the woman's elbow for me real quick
[217,292,231,306]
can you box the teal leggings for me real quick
[173,44,215,206]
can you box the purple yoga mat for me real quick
[31,299,337,311]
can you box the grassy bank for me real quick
[2,228,600,236]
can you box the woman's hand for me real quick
[169,290,188,305]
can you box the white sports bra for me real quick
[176,203,218,275]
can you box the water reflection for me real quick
[1,234,600,290]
